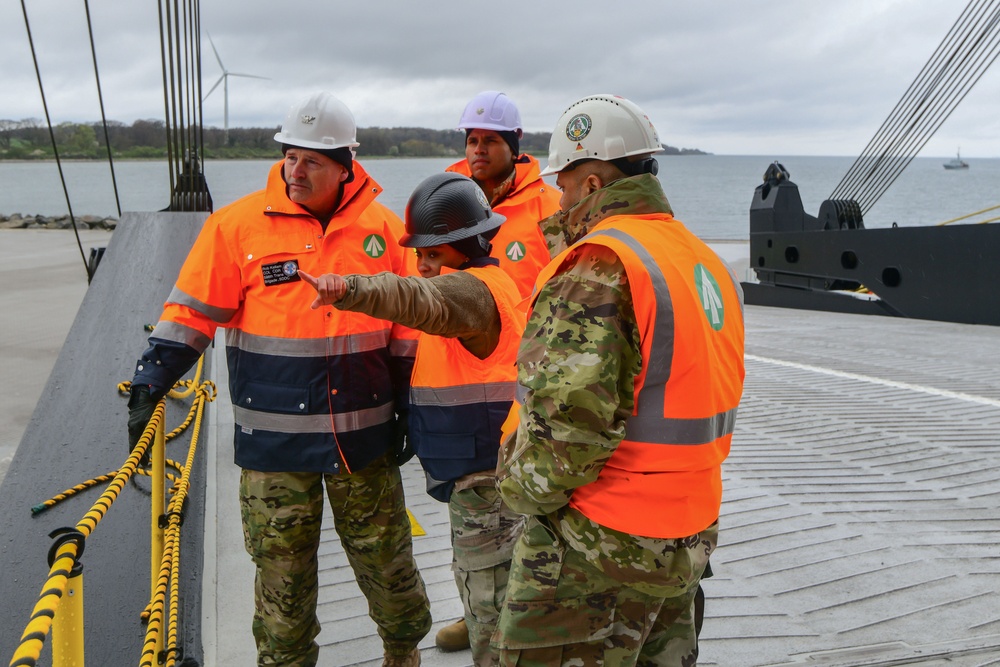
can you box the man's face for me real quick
[555,163,596,212]
[283,148,349,217]
[465,129,513,184]
[413,244,467,278]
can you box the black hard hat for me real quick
[400,172,506,248]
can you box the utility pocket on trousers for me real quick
[491,592,616,649]
[493,515,617,650]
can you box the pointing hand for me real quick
[298,270,347,309]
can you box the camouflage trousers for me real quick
[240,453,431,667]
[449,484,525,667]
[493,515,710,667]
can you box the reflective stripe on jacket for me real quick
[531,214,745,538]
[446,156,560,299]
[409,264,525,502]
[135,160,417,474]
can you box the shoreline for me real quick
[0,213,118,230]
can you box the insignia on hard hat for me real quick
[476,107,486,115]
[300,114,317,125]
[566,114,592,142]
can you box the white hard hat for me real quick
[273,91,360,156]
[540,94,663,176]
[458,91,523,135]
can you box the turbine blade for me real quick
[208,33,225,71]
[203,74,225,101]
[228,73,270,80]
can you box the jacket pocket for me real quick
[237,380,311,415]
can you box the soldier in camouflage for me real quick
[495,95,745,666]
[302,172,528,667]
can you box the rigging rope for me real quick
[6,403,167,667]
[830,0,1000,216]
[83,0,122,219]
[158,0,212,212]
[19,0,90,283]
[935,202,1000,225]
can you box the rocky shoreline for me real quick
[0,213,118,230]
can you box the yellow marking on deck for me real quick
[407,509,426,536]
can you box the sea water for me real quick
[1,155,997,240]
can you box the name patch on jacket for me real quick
[262,259,301,286]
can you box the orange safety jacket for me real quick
[133,160,418,474]
[446,155,560,299]
[529,214,745,538]
[408,263,525,501]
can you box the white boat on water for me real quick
[943,148,969,169]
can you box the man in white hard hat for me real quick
[127,91,430,667]
[445,90,560,301]
[495,94,746,665]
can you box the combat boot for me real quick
[435,618,471,652]
[383,648,420,667]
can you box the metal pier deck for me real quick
[204,304,1000,666]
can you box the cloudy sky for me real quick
[3,0,998,157]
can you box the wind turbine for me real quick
[203,34,268,142]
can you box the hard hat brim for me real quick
[399,211,506,248]
[273,131,360,152]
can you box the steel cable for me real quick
[158,0,210,212]
[830,0,1000,215]
[852,7,1000,214]
[830,0,989,200]
[18,0,88,283]
[82,0,122,219]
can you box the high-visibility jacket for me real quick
[133,160,418,474]
[446,155,560,299]
[530,214,745,538]
[408,264,524,502]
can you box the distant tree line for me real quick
[0,118,706,160]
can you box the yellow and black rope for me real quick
[9,353,216,667]
[8,404,166,667]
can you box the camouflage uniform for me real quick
[241,452,431,666]
[335,269,525,666]
[450,472,525,666]
[495,174,717,666]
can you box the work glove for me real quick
[127,384,158,465]
[393,413,414,466]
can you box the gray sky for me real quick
[3,0,998,157]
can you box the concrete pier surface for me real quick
[0,228,114,484]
